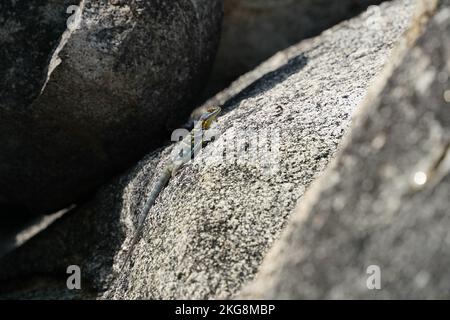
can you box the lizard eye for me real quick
[207,106,221,113]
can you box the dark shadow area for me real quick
[0,211,39,258]
[221,54,309,114]
[0,174,129,298]
[197,0,388,105]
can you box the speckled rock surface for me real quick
[203,0,385,98]
[0,0,419,299]
[0,0,222,216]
[242,0,450,300]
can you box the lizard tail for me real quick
[118,168,172,275]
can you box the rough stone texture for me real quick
[202,0,386,99]
[242,0,450,300]
[0,0,419,299]
[0,0,223,216]
[0,0,76,110]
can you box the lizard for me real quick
[118,106,221,274]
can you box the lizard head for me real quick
[200,106,221,130]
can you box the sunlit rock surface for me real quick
[242,0,450,299]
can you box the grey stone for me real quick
[0,0,223,216]
[0,0,419,299]
[203,0,385,98]
[242,0,450,300]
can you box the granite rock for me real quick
[0,0,421,299]
[0,0,222,215]
[242,0,450,299]
[203,0,386,98]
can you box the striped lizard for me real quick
[119,106,221,273]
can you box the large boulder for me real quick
[0,0,420,299]
[242,0,450,299]
[203,0,385,98]
[0,0,223,216]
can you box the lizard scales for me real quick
[119,107,221,274]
